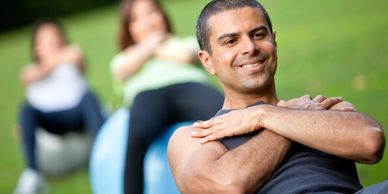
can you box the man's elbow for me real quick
[361,126,385,164]
[209,176,247,194]
[181,171,246,194]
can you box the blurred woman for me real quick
[14,19,105,194]
[110,0,223,193]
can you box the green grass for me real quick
[0,0,387,193]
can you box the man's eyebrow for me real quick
[217,32,240,43]
[248,25,268,35]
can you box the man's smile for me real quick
[237,58,266,73]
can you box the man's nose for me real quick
[241,37,258,55]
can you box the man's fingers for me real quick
[199,132,224,144]
[191,124,224,137]
[313,95,326,103]
[336,107,357,112]
[277,100,287,107]
[330,101,357,112]
[321,97,343,109]
[193,119,213,128]
[191,125,229,143]
[193,120,203,127]
[190,128,211,137]
[302,94,311,100]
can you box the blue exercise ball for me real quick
[90,108,190,194]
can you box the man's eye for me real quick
[224,39,237,46]
[254,33,264,40]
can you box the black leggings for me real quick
[124,82,223,194]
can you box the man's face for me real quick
[199,7,277,95]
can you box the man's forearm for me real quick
[197,130,290,193]
[258,106,385,163]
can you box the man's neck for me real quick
[222,86,278,109]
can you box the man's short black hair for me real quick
[196,0,273,54]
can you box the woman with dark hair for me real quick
[110,0,223,193]
[14,19,105,194]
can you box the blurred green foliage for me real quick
[0,0,387,193]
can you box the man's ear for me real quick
[273,30,278,61]
[273,31,277,47]
[198,50,216,75]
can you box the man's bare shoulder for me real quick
[168,125,227,170]
[169,125,193,143]
[168,125,204,160]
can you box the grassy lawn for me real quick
[0,0,387,193]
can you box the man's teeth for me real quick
[243,63,259,68]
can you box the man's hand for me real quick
[279,94,355,112]
[329,101,358,112]
[278,95,343,110]
[190,105,263,144]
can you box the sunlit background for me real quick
[1,0,387,193]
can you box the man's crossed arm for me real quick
[168,95,385,194]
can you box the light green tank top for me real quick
[110,37,208,106]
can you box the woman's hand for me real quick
[21,50,62,86]
[113,31,169,82]
[144,31,169,50]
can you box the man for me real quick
[168,0,387,193]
